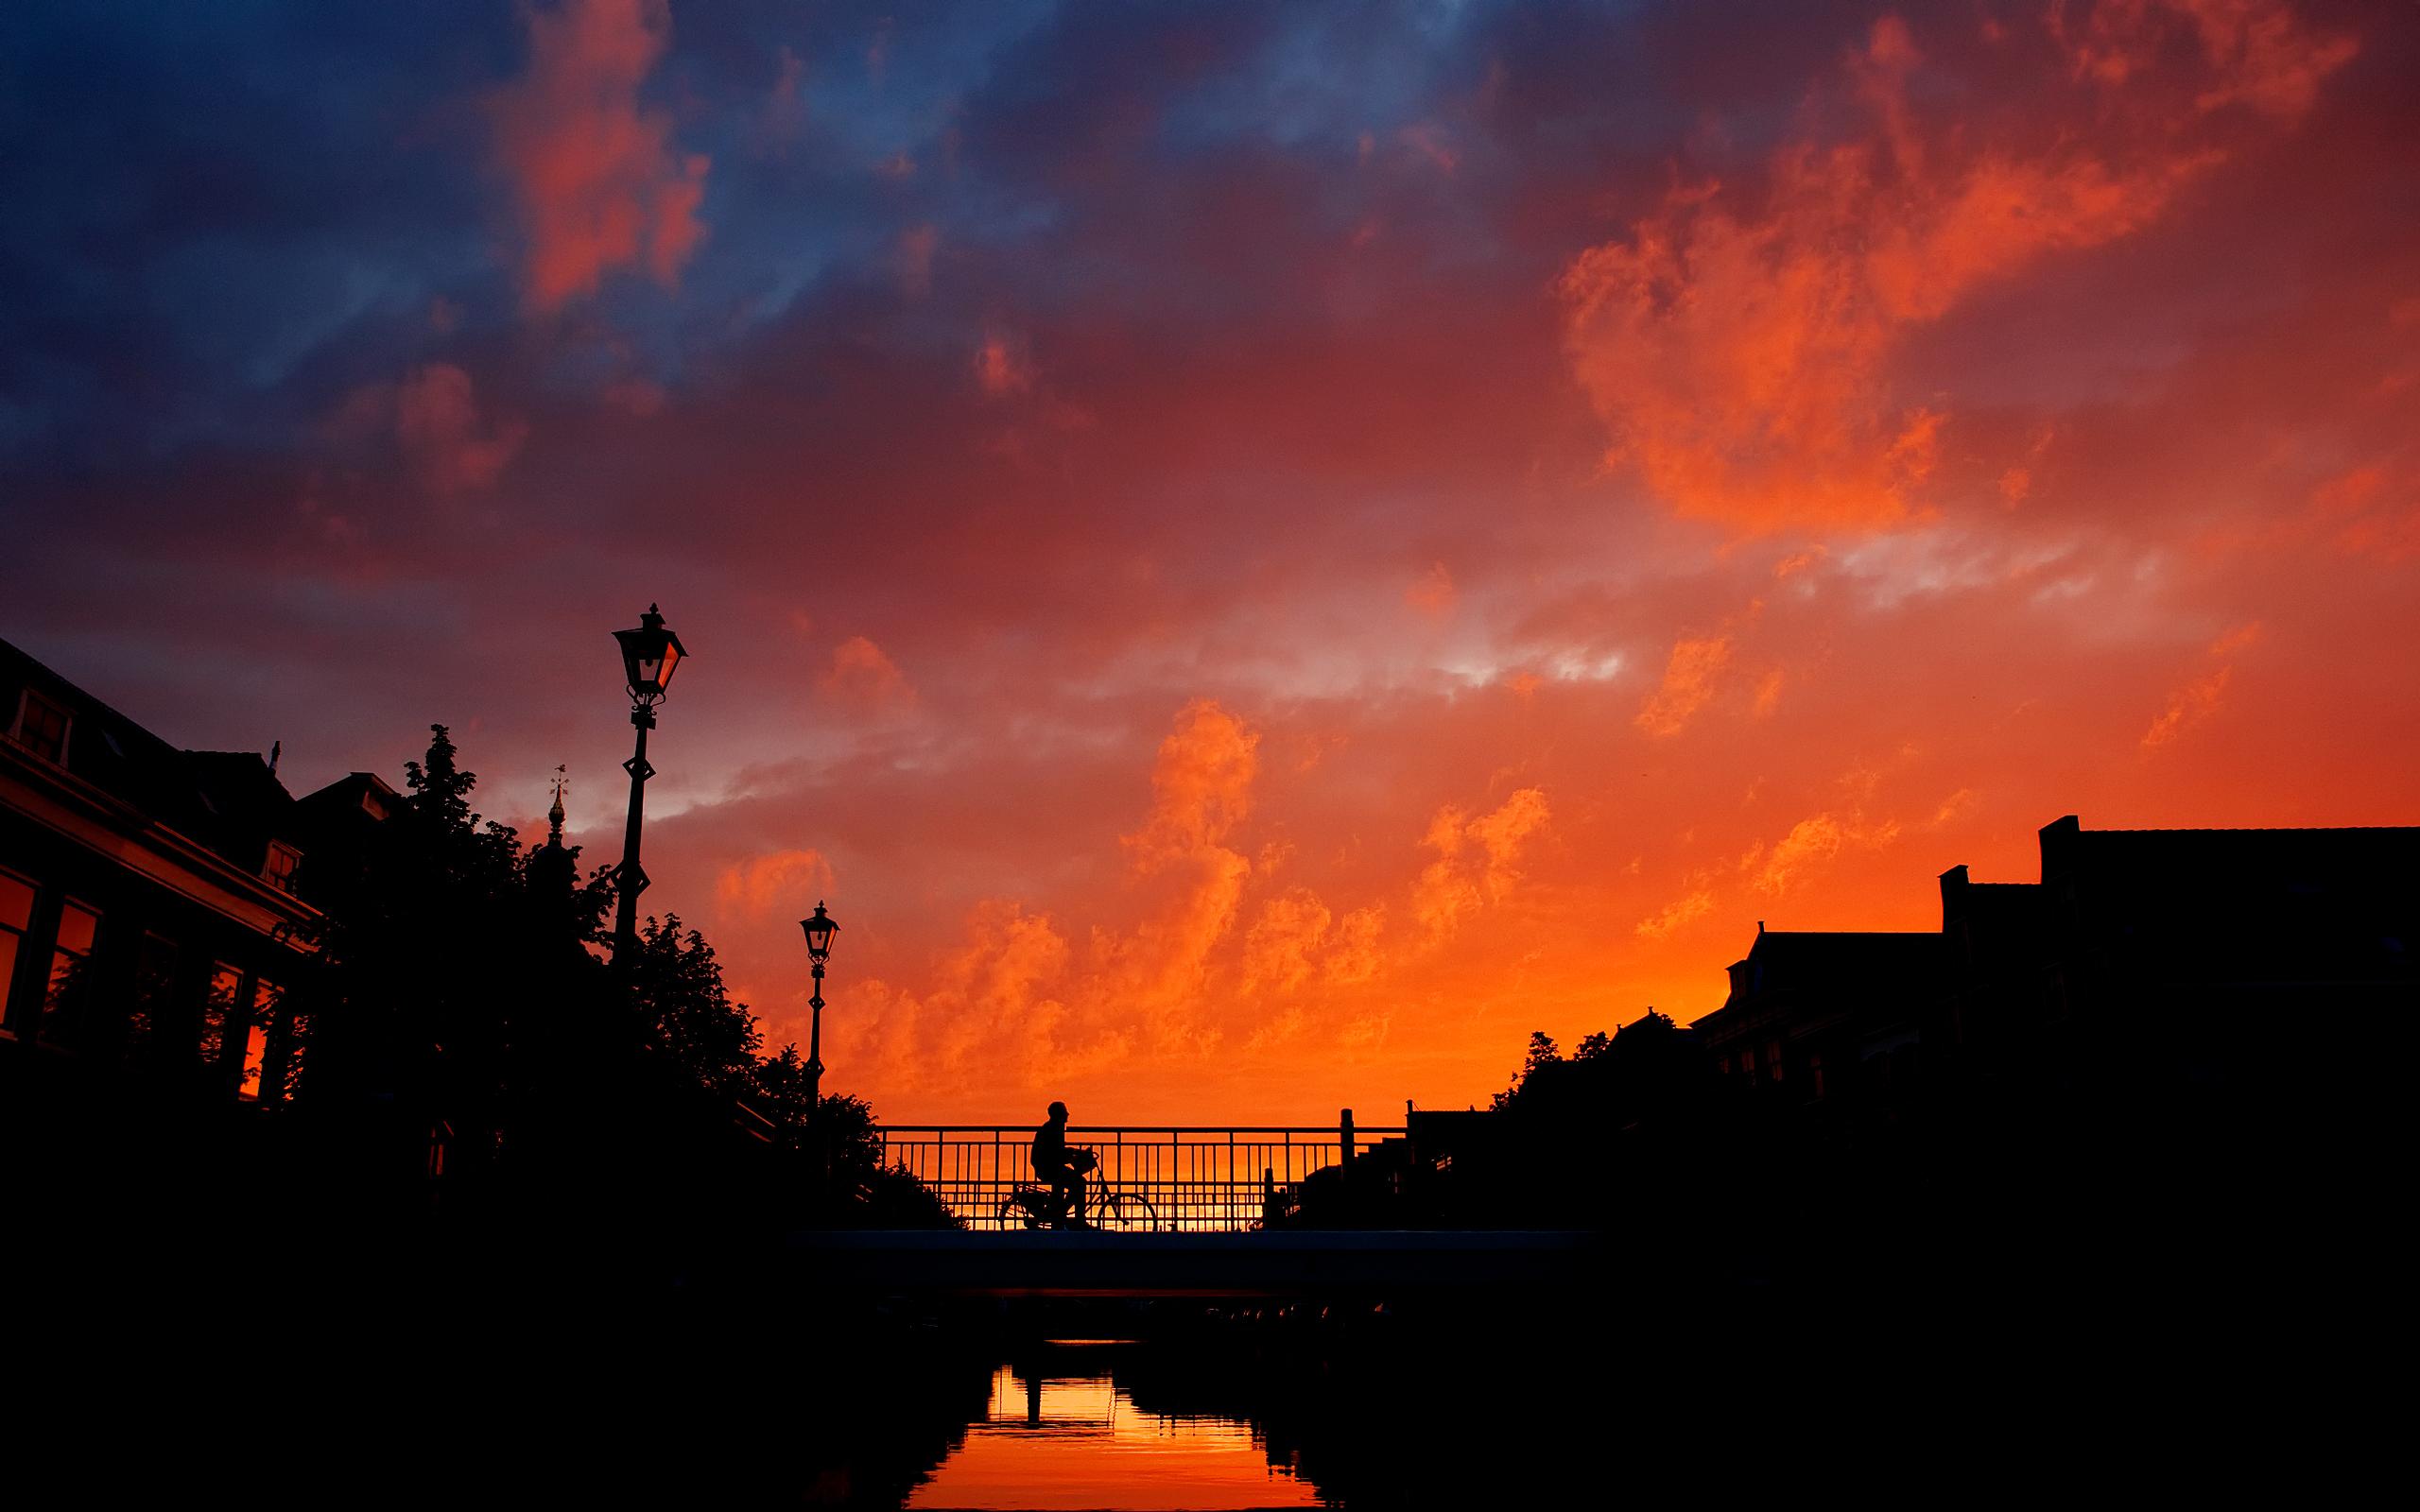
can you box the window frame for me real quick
[262,840,302,894]
[0,866,36,1034]
[9,687,73,765]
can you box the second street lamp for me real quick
[612,603,688,967]
[801,902,838,1117]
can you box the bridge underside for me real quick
[792,1228,1608,1298]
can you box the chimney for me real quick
[2039,815,2082,885]
[1939,864,1970,930]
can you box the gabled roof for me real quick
[1736,928,1944,976]
[3,636,299,869]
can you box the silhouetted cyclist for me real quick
[1031,1100,1090,1228]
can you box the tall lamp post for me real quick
[612,604,687,967]
[800,902,838,1116]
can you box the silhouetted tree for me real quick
[1492,1030,1564,1109]
[287,724,951,1247]
[627,914,763,1095]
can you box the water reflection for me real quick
[908,1343,1322,1510]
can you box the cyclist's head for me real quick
[1047,1100,1068,1121]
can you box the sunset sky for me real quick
[4,0,2414,1124]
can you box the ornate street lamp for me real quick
[800,902,838,1114]
[612,604,688,966]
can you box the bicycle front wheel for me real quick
[1098,1192,1158,1232]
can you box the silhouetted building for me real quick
[1699,815,2419,1109]
[1939,814,2418,1093]
[1693,923,1944,1103]
[1,636,320,1104]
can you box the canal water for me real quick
[907,1344,1322,1510]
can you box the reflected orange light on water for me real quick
[907,1361,1321,1510]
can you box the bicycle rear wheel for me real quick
[998,1196,1039,1230]
[1098,1191,1158,1232]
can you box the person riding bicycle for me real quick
[1031,1101,1092,1228]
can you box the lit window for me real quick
[199,964,245,1071]
[236,978,279,1101]
[41,899,100,1045]
[0,869,33,1032]
[1764,1039,1784,1084]
[10,690,71,765]
[263,841,302,893]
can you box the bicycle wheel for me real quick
[998,1195,1039,1230]
[1098,1191,1158,1232]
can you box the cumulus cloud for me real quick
[1240,888,1332,995]
[399,364,527,493]
[1558,5,2350,532]
[1124,700,1258,868]
[1740,811,1901,898]
[1417,788,1550,937]
[1634,885,1714,940]
[1322,905,1387,987]
[2143,619,2268,750]
[1635,636,1734,736]
[715,849,834,919]
[491,0,710,311]
[334,363,527,495]
[821,635,914,709]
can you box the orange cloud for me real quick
[1417,788,1550,937]
[716,849,834,919]
[1124,700,1258,868]
[1740,811,1900,898]
[1558,5,2347,532]
[1240,888,1333,995]
[1634,885,1714,940]
[2142,665,2236,749]
[1323,904,1387,987]
[821,635,913,709]
[2054,0,2357,116]
[1635,635,1734,736]
[1752,668,1786,720]
[491,0,710,312]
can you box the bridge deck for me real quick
[792,1228,1607,1297]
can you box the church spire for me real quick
[546,765,567,847]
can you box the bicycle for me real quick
[997,1150,1160,1231]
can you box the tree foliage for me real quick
[291,724,954,1236]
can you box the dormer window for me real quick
[9,690,70,765]
[263,841,302,893]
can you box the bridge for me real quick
[848,1119,1602,1299]
[875,1118,1400,1231]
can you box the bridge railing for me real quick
[876,1123,1406,1232]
